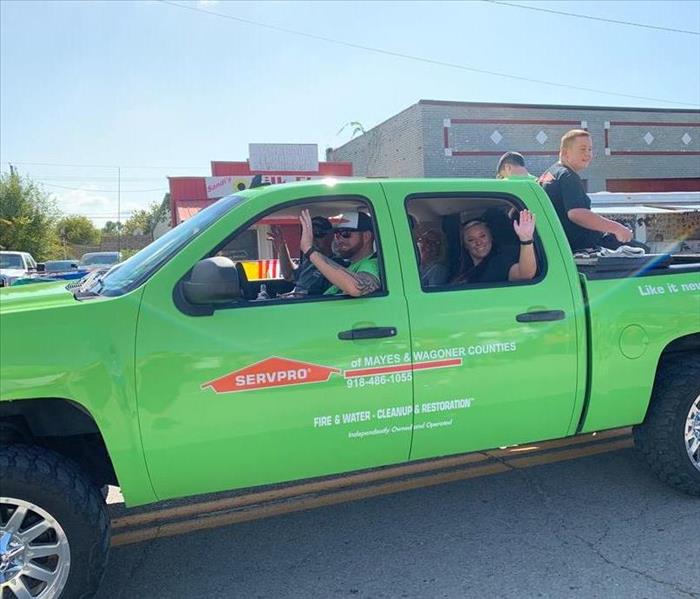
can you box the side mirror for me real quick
[36,263,45,272]
[182,257,240,305]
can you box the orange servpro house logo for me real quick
[202,356,341,394]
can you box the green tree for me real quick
[0,171,60,260]
[102,220,122,235]
[337,121,366,139]
[123,209,151,237]
[56,215,100,245]
[123,195,170,241]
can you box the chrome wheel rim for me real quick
[0,498,70,598]
[686,394,700,473]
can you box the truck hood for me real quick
[0,281,78,314]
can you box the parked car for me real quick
[0,251,38,287]
[42,260,89,281]
[43,259,80,273]
[10,260,90,286]
[79,251,122,271]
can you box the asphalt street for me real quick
[97,447,699,599]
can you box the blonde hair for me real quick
[559,129,590,158]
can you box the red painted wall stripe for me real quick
[606,178,700,192]
[608,121,700,127]
[450,119,581,126]
[443,118,587,154]
[452,150,559,156]
[609,151,700,156]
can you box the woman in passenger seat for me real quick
[451,210,537,284]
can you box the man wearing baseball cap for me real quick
[267,216,342,296]
[298,209,380,297]
[495,151,535,180]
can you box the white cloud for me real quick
[49,188,142,227]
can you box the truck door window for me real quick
[406,195,546,291]
[183,197,386,310]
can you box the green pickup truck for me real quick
[1,178,698,598]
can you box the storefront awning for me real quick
[593,205,700,215]
[175,200,216,224]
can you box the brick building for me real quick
[327,100,700,192]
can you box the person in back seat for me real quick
[451,210,537,285]
[415,226,449,287]
[481,206,519,249]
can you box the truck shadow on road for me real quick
[97,448,699,599]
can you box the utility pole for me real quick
[117,167,121,253]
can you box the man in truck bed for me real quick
[539,129,635,252]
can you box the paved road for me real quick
[97,448,699,599]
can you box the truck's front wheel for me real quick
[0,445,110,598]
[634,355,700,496]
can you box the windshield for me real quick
[45,260,77,272]
[0,255,23,269]
[90,195,244,297]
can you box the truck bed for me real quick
[576,253,700,280]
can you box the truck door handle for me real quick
[516,310,566,323]
[338,327,397,340]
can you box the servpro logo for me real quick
[202,356,341,394]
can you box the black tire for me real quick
[633,354,700,496]
[0,444,111,598]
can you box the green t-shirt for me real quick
[324,255,379,295]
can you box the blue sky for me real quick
[1,0,699,223]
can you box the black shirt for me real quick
[456,246,519,285]
[539,163,604,251]
[292,254,346,295]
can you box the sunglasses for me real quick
[333,230,356,239]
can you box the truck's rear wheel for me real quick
[634,355,700,496]
[0,445,110,598]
